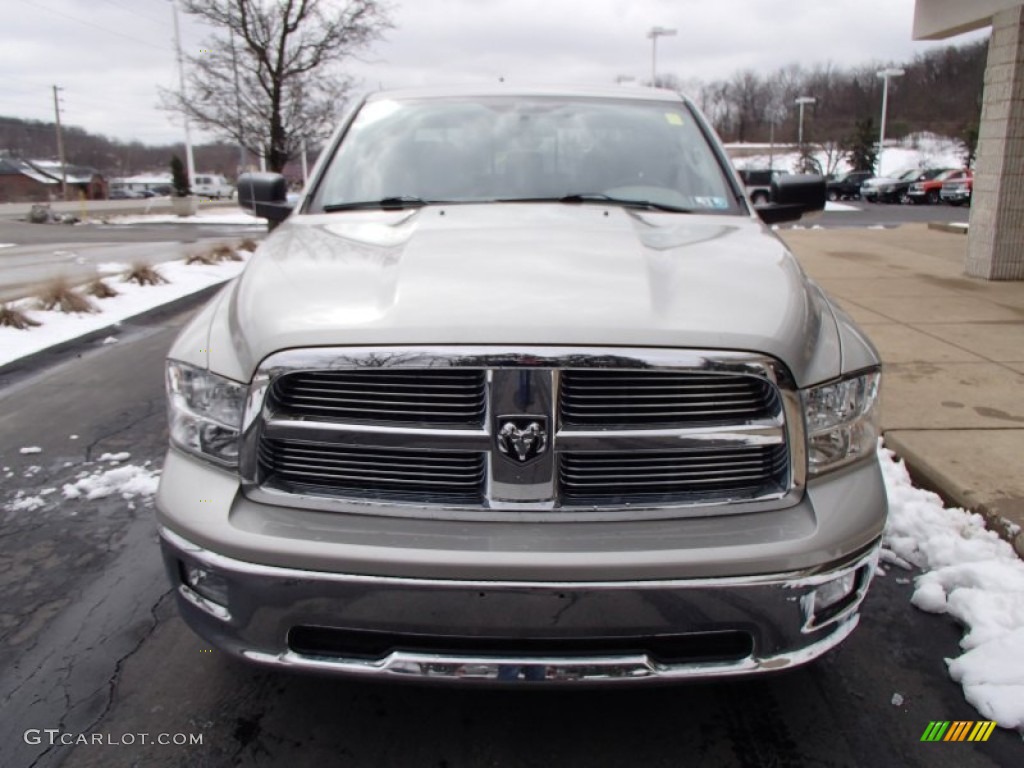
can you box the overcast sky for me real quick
[1,0,987,149]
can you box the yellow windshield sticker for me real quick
[665,113,683,126]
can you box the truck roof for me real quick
[366,84,686,103]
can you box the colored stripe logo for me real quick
[920,721,997,742]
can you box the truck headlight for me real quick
[166,361,248,466]
[802,370,880,475]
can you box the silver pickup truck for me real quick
[156,86,886,684]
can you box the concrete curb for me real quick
[0,282,225,379]
[926,221,969,235]
[884,431,1024,560]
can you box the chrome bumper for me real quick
[161,527,879,684]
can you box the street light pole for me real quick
[51,85,67,201]
[647,26,677,86]
[794,96,815,147]
[876,68,905,176]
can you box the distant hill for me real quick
[0,116,243,179]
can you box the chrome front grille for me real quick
[560,445,790,504]
[258,438,486,504]
[243,347,802,519]
[269,370,486,427]
[560,370,779,427]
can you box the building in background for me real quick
[915,0,1024,280]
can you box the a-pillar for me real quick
[968,5,1024,280]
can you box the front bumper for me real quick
[161,526,880,684]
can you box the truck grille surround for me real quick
[242,348,804,519]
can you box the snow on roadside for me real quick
[103,211,264,226]
[824,201,857,212]
[61,464,160,501]
[0,252,250,369]
[880,443,1024,731]
[0,243,15,249]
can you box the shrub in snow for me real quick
[185,251,219,266]
[0,303,41,330]
[238,237,259,252]
[210,243,242,262]
[35,278,97,314]
[84,277,119,299]
[122,263,168,286]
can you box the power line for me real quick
[102,0,168,28]
[17,0,175,53]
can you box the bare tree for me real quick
[161,0,392,172]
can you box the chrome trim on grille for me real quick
[240,347,805,520]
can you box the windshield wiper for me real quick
[323,196,430,212]
[498,194,692,213]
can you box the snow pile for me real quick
[98,451,131,463]
[19,446,42,455]
[62,464,161,501]
[0,252,250,369]
[880,444,1024,731]
[4,493,47,512]
[730,132,967,178]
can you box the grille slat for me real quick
[561,370,778,427]
[560,445,789,503]
[260,439,485,503]
[270,370,487,427]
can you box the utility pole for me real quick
[228,14,247,174]
[52,85,67,201]
[301,138,309,186]
[170,0,196,188]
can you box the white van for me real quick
[192,174,234,199]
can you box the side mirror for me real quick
[237,172,293,230]
[755,174,826,225]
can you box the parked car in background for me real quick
[826,170,873,201]
[192,174,234,199]
[907,169,970,205]
[861,169,949,204]
[940,172,973,206]
[737,168,784,205]
[108,189,144,200]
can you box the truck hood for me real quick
[216,204,841,386]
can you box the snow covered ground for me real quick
[731,132,967,178]
[0,252,249,369]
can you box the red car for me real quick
[940,171,973,206]
[907,169,970,204]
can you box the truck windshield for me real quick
[310,95,741,215]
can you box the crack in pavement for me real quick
[0,514,172,768]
